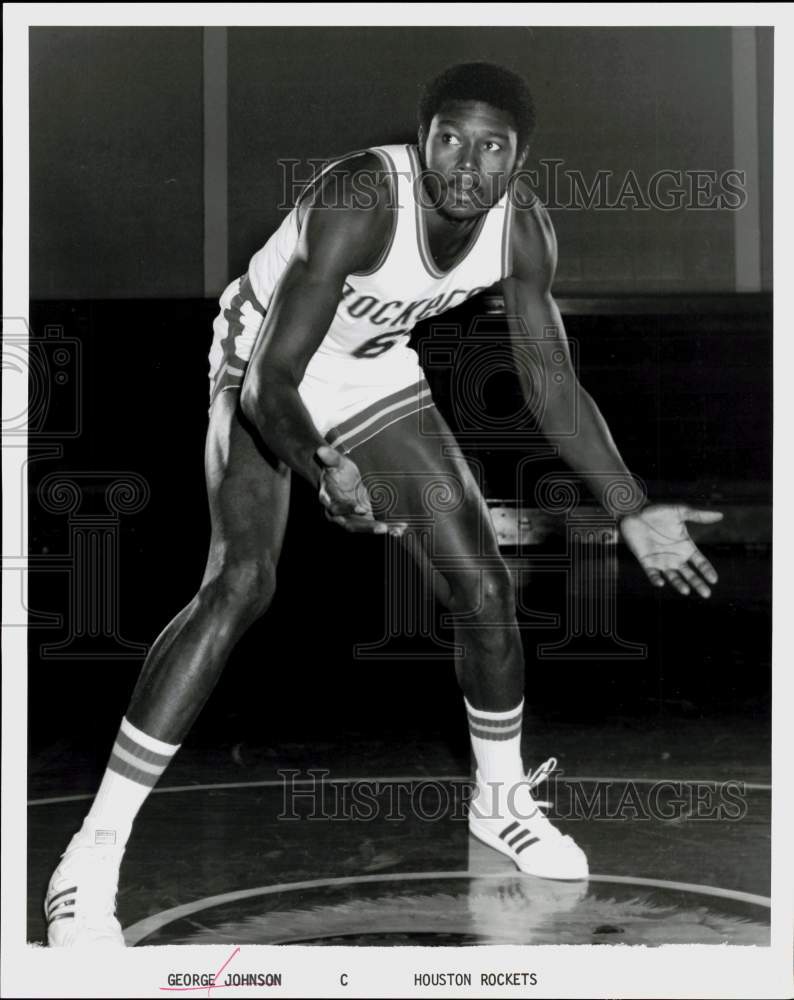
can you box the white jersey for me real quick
[208,143,516,435]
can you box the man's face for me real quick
[422,100,521,220]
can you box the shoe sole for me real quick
[469,820,589,882]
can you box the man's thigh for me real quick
[348,404,502,567]
[202,389,292,577]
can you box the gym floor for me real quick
[27,547,771,948]
[27,715,771,947]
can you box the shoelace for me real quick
[519,756,558,812]
[492,757,578,851]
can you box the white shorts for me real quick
[208,279,435,453]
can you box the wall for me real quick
[29,27,204,299]
[29,26,771,299]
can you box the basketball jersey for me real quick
[208,143,516,432]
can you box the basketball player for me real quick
[45,62,722,945]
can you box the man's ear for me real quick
[417,126,426,162]
[514,145,530,172]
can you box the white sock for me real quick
[465,697,524,786]
[82,717,180,848]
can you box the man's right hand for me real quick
[315,445,407,537]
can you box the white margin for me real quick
[2,4,792,999]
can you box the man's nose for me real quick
[454,149,481,187]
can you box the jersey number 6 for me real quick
[352,330,408,359]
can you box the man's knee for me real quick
[448,565,516,620]
[199,558,276,621]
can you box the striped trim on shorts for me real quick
[208,272,267,409]
[209,359,247,408]
[325,377,434,454]
[211,364,434,456]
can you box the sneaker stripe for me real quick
[48,893,76,910]
[514,835,540,855]
[48,912,75,923]
[48,899,75,916]
[507,828,533,848]
[499,821,520,840]
[47,886,77,907]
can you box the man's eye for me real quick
[484,141,502,152]
[442,133,461,145]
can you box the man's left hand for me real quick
[619,504,723,598]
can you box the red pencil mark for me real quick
[159,946,241,996]
[159,988,237,994]
[212,948,241,989]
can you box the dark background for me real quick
[26,27,772,764]
[30,26,772,299]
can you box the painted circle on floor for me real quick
[126,872,770,947]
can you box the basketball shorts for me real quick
[208,284,435,455]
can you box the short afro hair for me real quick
[417,61,536,155]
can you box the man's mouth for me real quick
[449,185,480,206]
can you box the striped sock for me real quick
[82,717,180,848]
[465,697,525,786]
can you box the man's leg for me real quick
[125,392,291,741]
[350,404,587,880]
[350,404,521,709]
[46,391,293,945]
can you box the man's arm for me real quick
[239,161,405,537]
[502,195,645,517]
[240,161,390,487]
[501,191,722,597]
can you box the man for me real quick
[45,61,721,946]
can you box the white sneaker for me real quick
[45,824,126,947]
[468,758,589,881]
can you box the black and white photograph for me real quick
[2,4,793,997]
